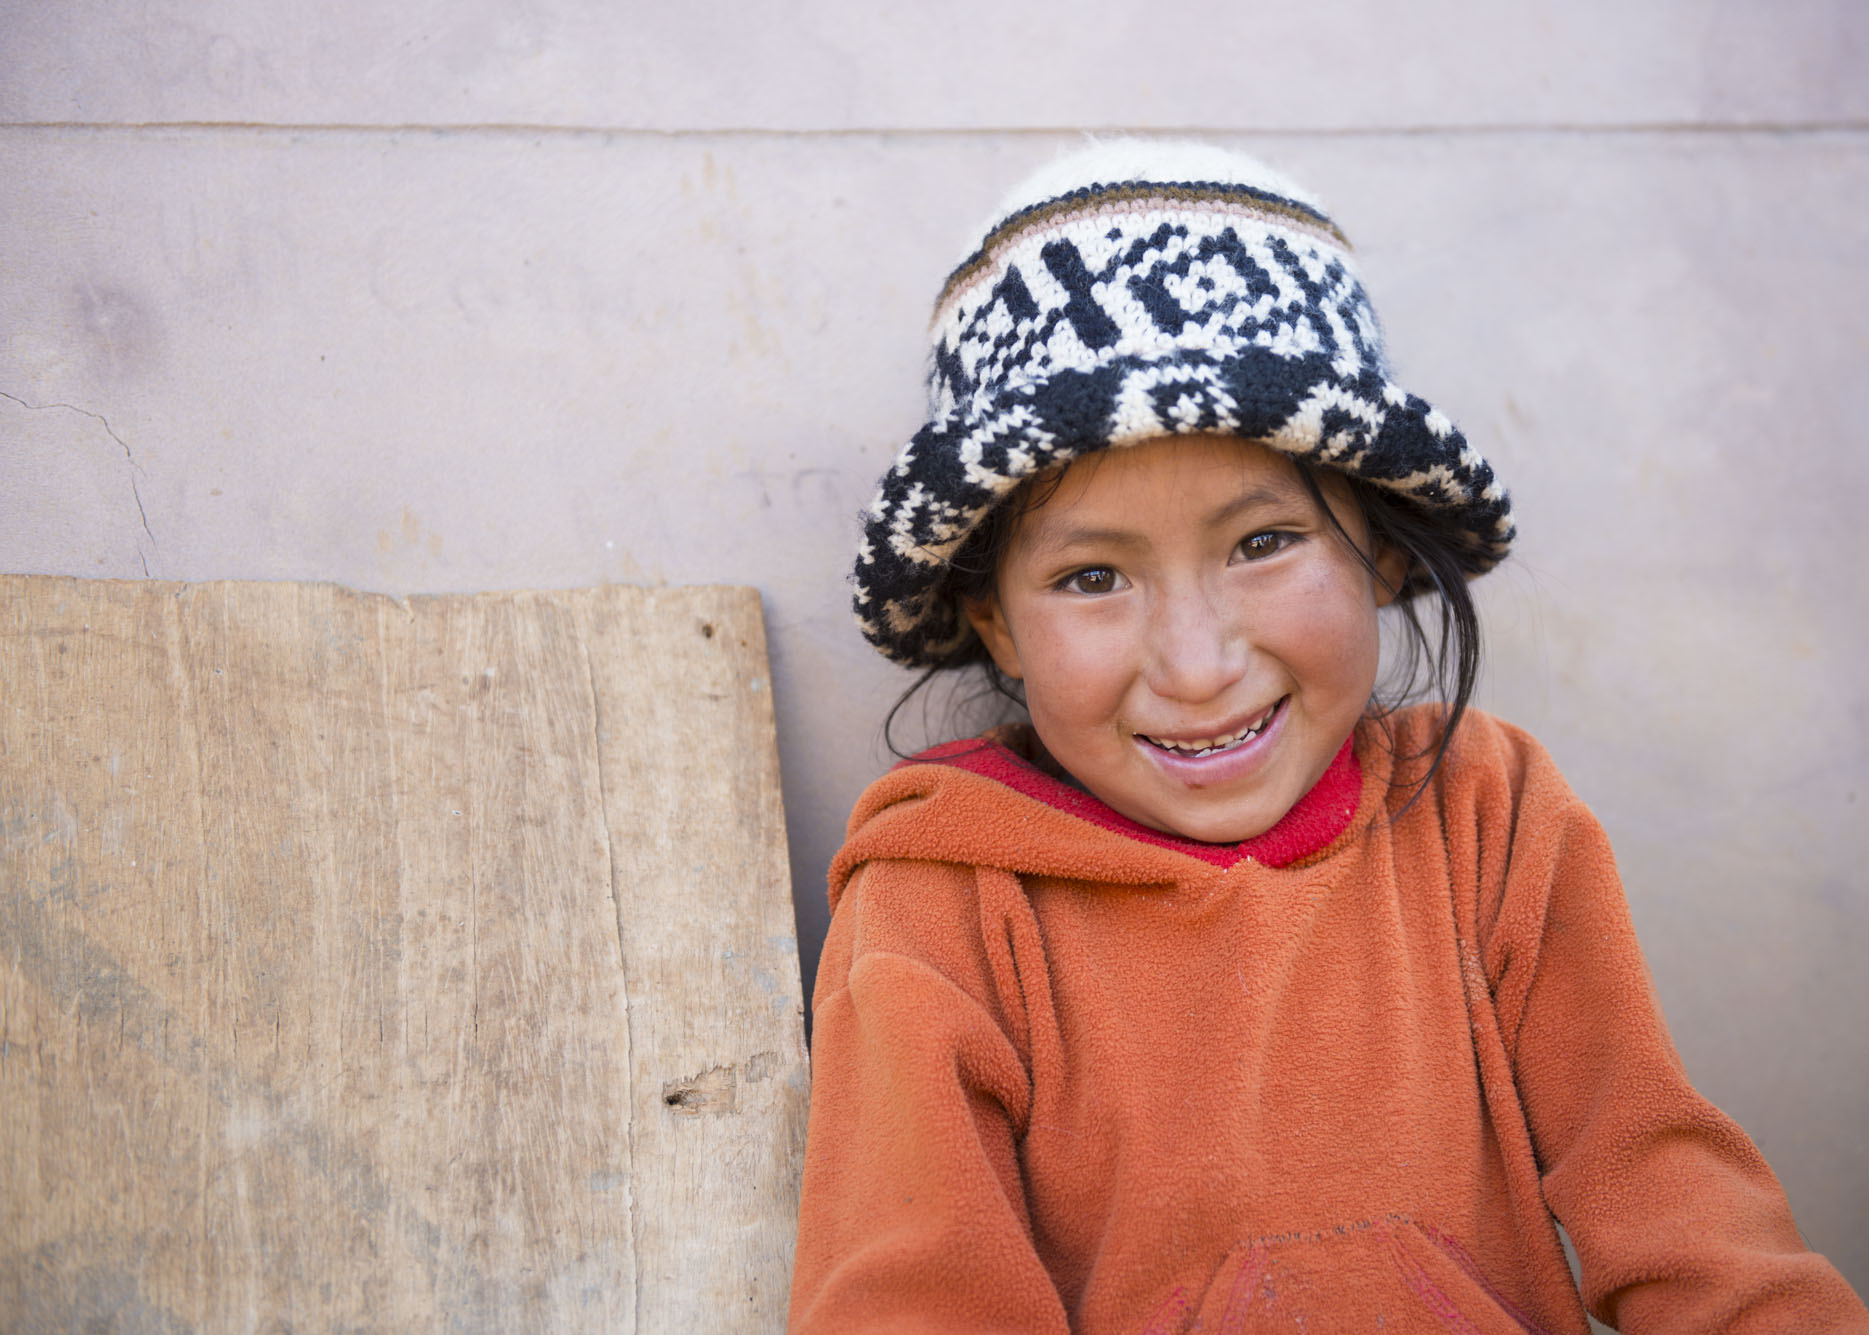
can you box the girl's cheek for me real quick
[1026,608,1132,700]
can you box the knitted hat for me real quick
[853,140,1514,668]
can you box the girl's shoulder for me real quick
[1370,706,1617,914]
[830,726,1220,914]
[1364,704,1605,848]
[827,731,1042,915]
[1372,704,1574,798]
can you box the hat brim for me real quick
[855,346,1512,669]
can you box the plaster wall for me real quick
[4,0,1865,1299]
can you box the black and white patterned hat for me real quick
[854,141,1514,668]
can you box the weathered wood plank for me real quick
[575,587,808,1330]
[0,576,807,1332]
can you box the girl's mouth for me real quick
[1139,698,1285,758]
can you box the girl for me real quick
[789,142,1866,1333]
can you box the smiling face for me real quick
[963,434,1405,844]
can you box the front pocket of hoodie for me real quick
[1178,1217,1558,1335]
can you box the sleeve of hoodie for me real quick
[787,855,1072,1335]
[1467,719,1868,1333]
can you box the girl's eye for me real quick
[1236,531,1294,561]
[1061,567,1125,595]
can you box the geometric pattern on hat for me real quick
[854,141,1515,668]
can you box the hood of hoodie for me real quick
[828,722,1383,915]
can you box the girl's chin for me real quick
[1101,777,1290,844]
[1137,806,1282,846]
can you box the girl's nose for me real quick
[1143,583,1248,703]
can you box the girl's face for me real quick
[965,434,1404,845]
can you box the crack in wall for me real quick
[1,389,155,576]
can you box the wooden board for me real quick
[0,576,808,1332]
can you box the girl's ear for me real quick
[1370,542,1411,608]
[962,595,1025,680]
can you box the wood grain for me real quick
[0,576,808,1332]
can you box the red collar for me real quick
[903,731,1361,869]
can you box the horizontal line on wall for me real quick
[2,119,1867,139]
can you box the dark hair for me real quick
[879,474,1049,752]
[882,451,1483,811]
[1289,462,1482,807]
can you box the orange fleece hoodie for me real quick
[789,707,1866,1333]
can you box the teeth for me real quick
[1146,703,1278,757]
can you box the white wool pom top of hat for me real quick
[978,139,1329,239]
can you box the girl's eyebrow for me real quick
[1206,483,1302,526]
